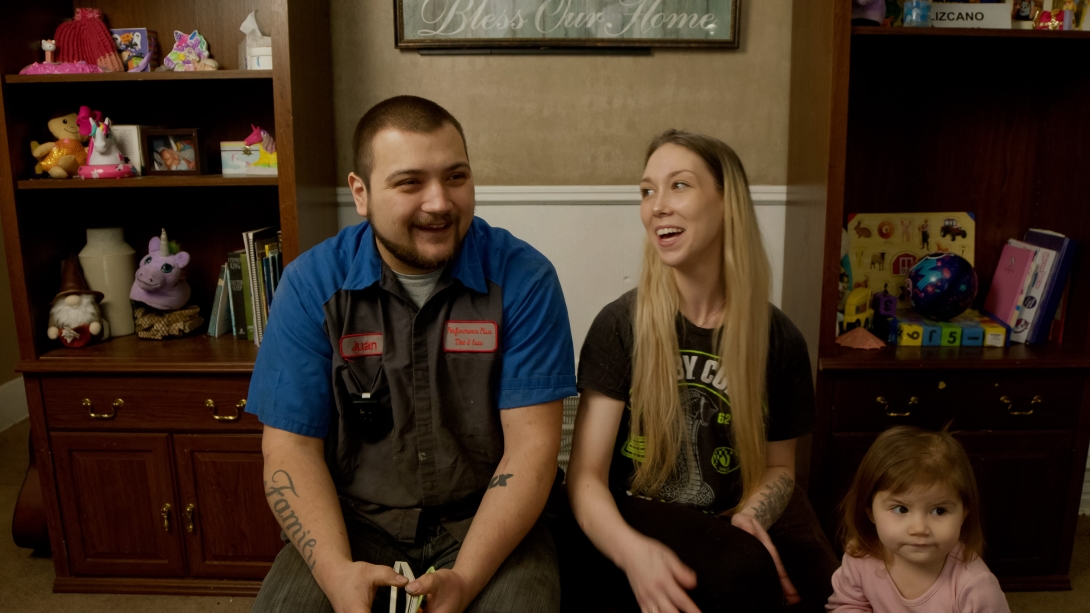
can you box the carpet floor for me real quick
[1,418,1087,612]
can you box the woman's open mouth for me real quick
[655,226,684,247]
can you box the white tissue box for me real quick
[239,42,273,70]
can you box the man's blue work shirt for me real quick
[247,217,577,541]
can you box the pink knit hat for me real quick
[55,8,124,72]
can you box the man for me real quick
[249,95,575,613]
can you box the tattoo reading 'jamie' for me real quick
[750,474,795,531]
[265,469,317,570]
[488,473,514,489]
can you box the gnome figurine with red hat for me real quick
[46,256,110,348]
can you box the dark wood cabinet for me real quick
[51,432,186,578]
[1,0,336,596]
[174,434,283,579]
[784,1,1090,591]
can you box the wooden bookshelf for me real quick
[22,334,259,373]
[850,25,1090,39]
[4,69,273,84]
[0,0,338,595]
[820,344,1090,371]
[785,0,1090,591]
[17,174,279,189]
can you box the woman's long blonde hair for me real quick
[630,130,771,513]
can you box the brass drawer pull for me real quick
[998,397,1033,414]
[161,503,172,532]
[877,396,911,417]
[185,503,196,533]
[207,398,242,421]
[83,398,121,420]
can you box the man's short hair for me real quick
[352,95,467,189]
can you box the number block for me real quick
[981,320,1008,347]
[898,322,924,346]
[940,323,962,347]
[959,321,984,346]
[922,320,943,346]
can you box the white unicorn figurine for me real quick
[77,118,136,179]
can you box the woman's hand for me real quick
[619,535,702,613]
[729,513,800,605]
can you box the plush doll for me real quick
[130,229,192,311]
[31,113,86,179]
[47,256,109,348]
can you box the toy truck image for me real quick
[940,218,968,241]
[843,287,874,332]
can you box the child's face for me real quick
[870,484,966,570]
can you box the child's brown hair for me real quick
[840,426,984,564]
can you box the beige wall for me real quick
[331,0,793,186]
[0,213,19,384]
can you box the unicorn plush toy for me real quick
[243,124,278,174]
[130,229,191,310]
[77,118,136,179]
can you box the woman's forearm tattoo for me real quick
[749,474,795,530]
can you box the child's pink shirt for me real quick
[826,547,1010,613]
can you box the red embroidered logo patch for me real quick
[444,320,498,353]
[340,333,383,359]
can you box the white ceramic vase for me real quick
[79,228,136,337]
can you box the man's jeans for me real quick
[252,515,560,612]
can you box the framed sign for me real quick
[395,0,741,49]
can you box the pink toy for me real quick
[77,118,136,179]
[130,229,192,310]
[243,124,278,169]
[19,61,103,75]
[76,106,102,138]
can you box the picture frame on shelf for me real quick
[143,128,200,175]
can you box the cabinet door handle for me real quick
[207,398,241,421]
[998,397,1033,414]
[185,504,196,533]
[83,398,119,419]
[877,396,911,417]
[161,503,172,532]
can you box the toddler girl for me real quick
[826,426,1010,612]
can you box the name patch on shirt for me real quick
[340,333,383,359]
[444,320,498,353]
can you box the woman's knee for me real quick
[689,527,784,613]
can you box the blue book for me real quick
[1022,229,1076,344]
[262,255,275,307]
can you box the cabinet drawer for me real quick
[832,372,953,432]
[43,376,261,431]
[952,372,1083,431]
[831,372,1084,432]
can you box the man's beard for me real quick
[371,212,463,271]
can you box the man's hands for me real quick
[406,568,472,613]
[619,535,702,613]
[320,560,408,613]
[729,512,800,605]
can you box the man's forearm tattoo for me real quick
[265,469,317,570]
[750,473,795,530]
[488,473,514,489]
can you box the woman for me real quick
[565,131,837,613]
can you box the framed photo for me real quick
[394,0,741,50]
[143,128,200,175]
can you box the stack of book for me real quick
[982,229,1076,345]
[206,227,283,346]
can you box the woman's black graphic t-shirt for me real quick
[577,290,815,513]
